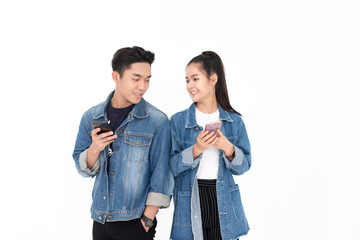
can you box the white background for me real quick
[1,0,359,239]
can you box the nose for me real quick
[138,80,146,90]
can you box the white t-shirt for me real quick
[195,107,220,179]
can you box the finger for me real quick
[206,134,217,144]
[100,138,116,148]
[91,128,101,136]
[104,139,116,146]
[102,135,117,143]
[216,129,224,137]
[211,137,220,147]
[203,131,215,141]
[93,133,115,145]
[198,130,209,139]
[98,131,114,139]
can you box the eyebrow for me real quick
[132,73,152,78]
[185,74,199,79]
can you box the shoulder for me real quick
[82,101,105,119]
[170,108,188,122]
[144,99,169,121]
[228,111,244,124]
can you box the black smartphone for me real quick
[91,121,112,135]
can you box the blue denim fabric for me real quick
[169,103,251,240]
[73,91,173,223]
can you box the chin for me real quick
[132,98,142,104]
[191,96,199,102]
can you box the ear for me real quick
[112,71,120,84]
[210,73,218,86]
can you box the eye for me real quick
[186,79,189,83]
[193,78,199,81]
[132,78,140,82]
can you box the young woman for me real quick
[169,51,251,240]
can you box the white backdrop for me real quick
[1,0,359,239]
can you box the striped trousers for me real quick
[198,179,222,240]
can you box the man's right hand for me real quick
[90,128,117,152]
[87,128,117,168]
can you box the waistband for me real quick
[197,179,217,187]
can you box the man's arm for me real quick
[144,114,174,229]
[73,114,117,177]
[87,128,117,168]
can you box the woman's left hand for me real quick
[213,129,234,158]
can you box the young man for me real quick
[73,46,173,240]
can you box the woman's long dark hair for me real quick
[187,51,241,116]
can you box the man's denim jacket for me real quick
[170,103,251,240]
[73,91,173,223]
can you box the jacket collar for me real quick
[185,102,233,128]
[93,91,148,120]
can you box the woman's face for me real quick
[185,63,215,103]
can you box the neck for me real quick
[196,97,218,114]
[111,90,132,108]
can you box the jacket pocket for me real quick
[175,191,192,226]
[230,184,245,221]
[124,134,152,162]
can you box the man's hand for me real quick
[140,218,150,232]
[87,128,117,168]
[140,205,159,232]
[90,128,117,152]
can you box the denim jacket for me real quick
[169,103,251,240]
[73,91,173,223]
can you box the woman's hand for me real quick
[193,130,217,159]
[213,130,235,160]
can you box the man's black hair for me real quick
[111,46,155,77]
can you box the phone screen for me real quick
[91,121,112,135]
[205,121,222,137]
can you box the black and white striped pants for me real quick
[198,179,222,240]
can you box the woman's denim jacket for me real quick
[170,103,251,240]
[73,91,173,223]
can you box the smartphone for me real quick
[205,120,222,137]
[91,121,112,135]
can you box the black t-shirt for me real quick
[106,102,134,170]
[107,102,134,133]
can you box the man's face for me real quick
[113,62,151,107]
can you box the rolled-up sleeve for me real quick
[169,118,202,178]
[78,149,100,177]
[223,120,251,175]
[73,114,100,178]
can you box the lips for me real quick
[134,92,143,98]
[190,89,198,95]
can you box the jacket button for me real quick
[111,172,115,174]
[108,216,112,219]
[98,216,102,220]
[103,196,106,200]
[196,127,199,130]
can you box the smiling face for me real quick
[185,63,217,104]
[112,62,151,108]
